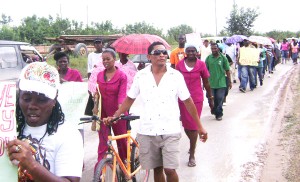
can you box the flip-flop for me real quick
[188,159,196,167]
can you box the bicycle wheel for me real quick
[131,142,150,182]
[94,158,120,182]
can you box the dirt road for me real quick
[81,62,299,182]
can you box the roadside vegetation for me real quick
[1,4,299,47]
[281,68,300,181]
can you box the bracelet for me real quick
[209,96,214,99]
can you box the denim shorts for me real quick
[281,50,289,59]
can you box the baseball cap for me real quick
[94,38,103,43]
[19,62,60,100]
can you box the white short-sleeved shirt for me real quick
[127,66,190,136]
[87,52,102,73]
[23,122,84,177]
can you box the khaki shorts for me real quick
[136,133,181,170]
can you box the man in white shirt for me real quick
[225,43,237,83]
[87,38,103,79]
[200,39,212,61]
[104,42,208,182]
[85,38,103,116]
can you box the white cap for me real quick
[19,62,60,99]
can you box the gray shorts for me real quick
[136,133,181,170]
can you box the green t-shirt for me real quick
[205,54,230,89]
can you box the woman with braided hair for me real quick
[6,62,84,182]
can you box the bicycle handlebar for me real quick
[78,114,140,125]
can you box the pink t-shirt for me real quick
[64,67,83,82]
[281,42,289,51]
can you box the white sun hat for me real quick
[19,62,60,99]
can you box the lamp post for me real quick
[215,0,217,36]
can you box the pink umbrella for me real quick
[112,34,171,54]
[269,37,276,43]
[88,61,137,94]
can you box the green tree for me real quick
[123,21,163,36]
[0,25,19,40]
[167,24,193,42]
[0,14,12,25]
[225,4,259,36]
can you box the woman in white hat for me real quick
[6,62,84,182]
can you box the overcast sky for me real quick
[1,0,299,35]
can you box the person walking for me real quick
[176,44,213,167]
[104,42,208,182]
[280,38,289,64]
[205,43,232,120]
[170,34,186,68]
[199,39,212,62]
[94,48,128,169]
[291,39,299,65]
[85,38,104,116]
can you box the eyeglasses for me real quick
[150,49,168,56]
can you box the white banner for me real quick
[57,82,89,129]
[0,82,18,182]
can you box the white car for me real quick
[131,51,171,71]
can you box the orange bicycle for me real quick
[80,114,149,182]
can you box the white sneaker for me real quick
[223,102,227,106]
[268,74,271,78]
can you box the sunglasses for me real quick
[150,49,168,56]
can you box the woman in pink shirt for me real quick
[291,39,299,65]
[176,44,213,167]
[95,48,128,169]
[280,39,290,64]
[54,52,83,82]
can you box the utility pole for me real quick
[60,4,62,19]
[215,0,218,36]
[86,5,89,29]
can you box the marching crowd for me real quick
[5,34,298,182]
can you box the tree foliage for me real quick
[225,5,259,36]
[0,14,12,25]
[167,24,194,42]
[1,13,299,46]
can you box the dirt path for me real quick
[260,65,300,182]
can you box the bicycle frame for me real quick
[105,123,141,181]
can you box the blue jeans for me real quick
[239,65,248,90]
[210,88,226,118]
[256,67,263,84]
[248,66,256,89]
[240,65,256,90]
[268,56,274,73]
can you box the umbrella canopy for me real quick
[112,34,171,54]
[225,35,248,44]
[249,36,272,45]
[269,37,276,43]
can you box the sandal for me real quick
[187,158,196,167]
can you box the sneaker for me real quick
[260,81,263,86]
[233,80,237,83]
[216,116,222,121]
[223,102,227,106]
[239,87,246,93]
[268,74,271,78]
